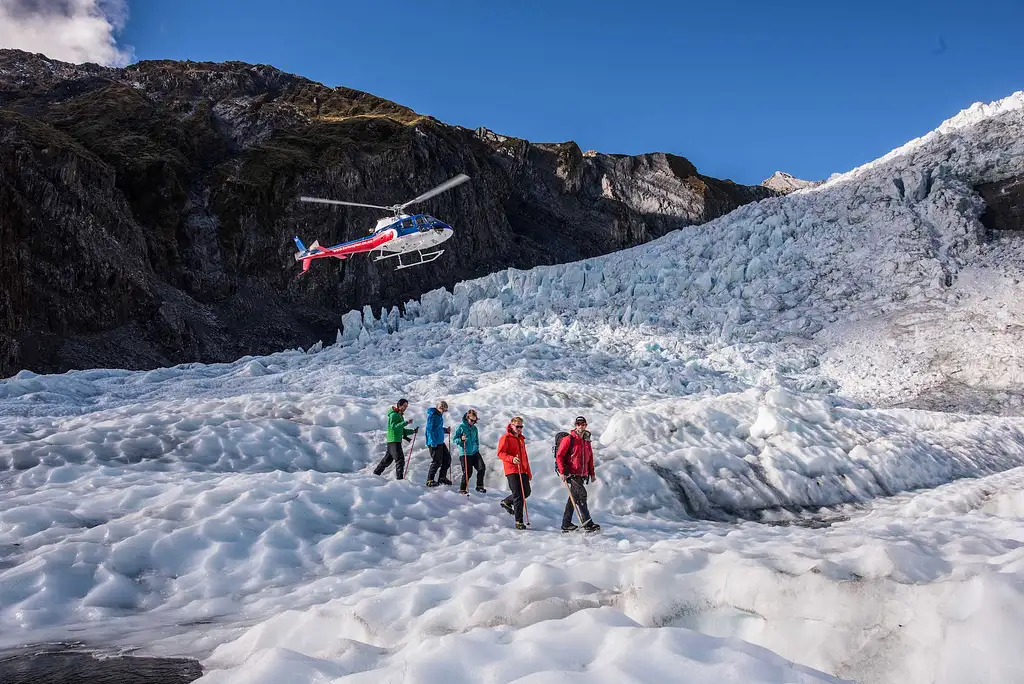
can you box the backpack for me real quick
[553,431,573,472]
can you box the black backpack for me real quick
[553,431,573,472]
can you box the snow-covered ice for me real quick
[3,92,1024,683]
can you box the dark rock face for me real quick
[978,174,1024,234]
[0,50,774,376]
[0,648,202,684]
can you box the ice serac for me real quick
[382,90,1024,414]
[0,49,773,377]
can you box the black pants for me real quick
[427,444,451,482]
[562,476,593,527]
[502,473,532,523]
[373,442,406,479]
[458,451,486,490]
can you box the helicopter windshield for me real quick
[391,215,442,237]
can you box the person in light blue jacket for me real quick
[425,400,452,487]
[454,409,486,493]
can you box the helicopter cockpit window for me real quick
[415,215,432,232]
[400,218,414,230]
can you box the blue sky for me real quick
[120,0,1024,185]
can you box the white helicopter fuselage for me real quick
[375,214,455,254]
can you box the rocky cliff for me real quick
[0,50,775,376]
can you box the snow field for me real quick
[4,342,1024,683]
[191,467,1024,684]
[198,607,846,684]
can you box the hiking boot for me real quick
[501,500,514,516]
[561,523,579,533]
[582,522,601,532]
[439,477,453,485]
[515,521,527,530]
[372,468,384,476]
[459,488,468,494]
[475,486,487,493]
[425,480,439,487]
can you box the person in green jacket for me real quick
[454,409,486,493]
[373,398,418,479]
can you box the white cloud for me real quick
[0,0,133,67]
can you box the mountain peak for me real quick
[760,171,821,194]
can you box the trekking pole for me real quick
[562,476,591,527]
[461,440,469,494]
[457,440,469,496]
[447,431,453,485]
[405,429,418,478]
[517,468,530,526]
[460,436,467,488]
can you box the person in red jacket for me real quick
[497,416,532,530]
[555,416,600,532]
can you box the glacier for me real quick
[2,92,1024,683]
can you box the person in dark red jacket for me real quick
[497,416,532,530]
[555,416,600,532]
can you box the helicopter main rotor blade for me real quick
[299,197,392,210]
[398,174,470,211]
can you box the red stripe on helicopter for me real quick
[305,229,396,261]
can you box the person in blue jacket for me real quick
[425,400,452,487]
[454,409,486,493]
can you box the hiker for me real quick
[373,398,418,480]
[498,416,532,530]
[454,409,486,493]
[425,400,452,487]
[555,415,601,532]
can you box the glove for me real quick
[512,456,520,464]
[445,427,451,434]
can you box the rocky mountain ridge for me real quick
[0,49,775,376]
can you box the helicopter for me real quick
[293,173,470,273]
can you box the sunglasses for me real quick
[512,424,524,429]
[575,422,587,426]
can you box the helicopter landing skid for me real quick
[376,248,445,270]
